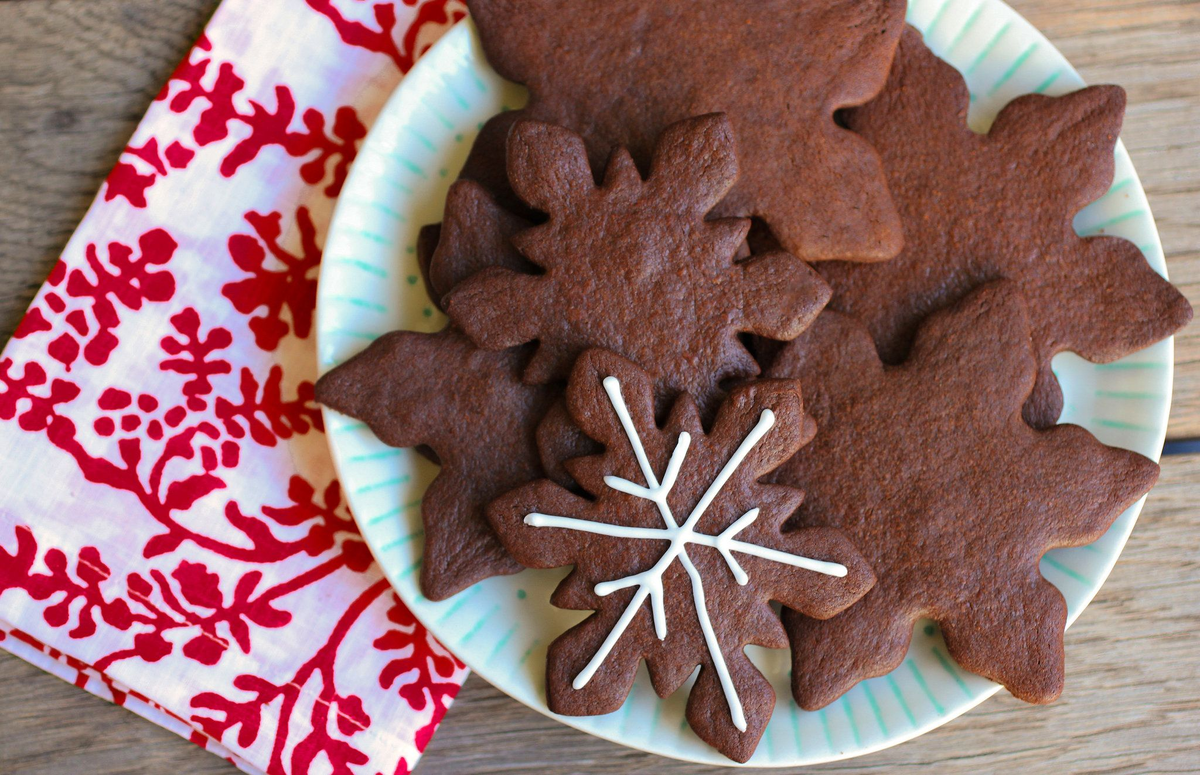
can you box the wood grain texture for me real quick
[0,0,221,341]
[0,1,1196,773]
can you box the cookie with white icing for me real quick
[768,282,1160,709]
[314,328,557,600]
[488,349,874,762]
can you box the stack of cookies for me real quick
[317,1,1192,762]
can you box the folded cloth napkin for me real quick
[0,2,472,773]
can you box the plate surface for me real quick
[316,1,1173,766]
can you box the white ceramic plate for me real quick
[316,1,1173,766]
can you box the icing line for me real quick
[524,376,847,733]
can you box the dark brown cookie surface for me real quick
[818,28,1192,427]
[445,113,831,417]
[768,282,1160,709]
[414,222,443,311]
[464,0,906,262]
[427,179,534,305]
[314,328,556,600]
[488,349,874,762]
[535,398,599,491]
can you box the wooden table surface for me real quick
[1,1,1198,773]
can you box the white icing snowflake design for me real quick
[523,376,847,731]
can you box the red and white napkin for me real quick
[0,2,472,773]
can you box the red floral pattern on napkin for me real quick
[0,2,469,773]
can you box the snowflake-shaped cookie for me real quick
[464,0,907,261]
[488,349,874,762]
[445,113,831,417]
[315,328,557,600]
[768,282,1160,709]
[819,28,1192,427]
